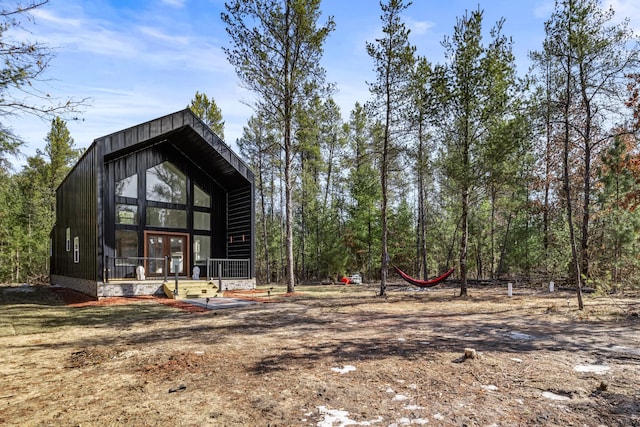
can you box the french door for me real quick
[144,232,190,277]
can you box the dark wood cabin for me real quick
[50,109,255,298]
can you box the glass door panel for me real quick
[170,237,185,274]
[145,232,188,277]
[146,235,165,276]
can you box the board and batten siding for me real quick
[51,109,255,297]
[227,185,254,277]
[51,142,101,281]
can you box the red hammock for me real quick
[392,265,454,288]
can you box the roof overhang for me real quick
[99,109,254,191]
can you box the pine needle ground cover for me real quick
[1,282,638,426]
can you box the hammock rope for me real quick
[392,265,455,288]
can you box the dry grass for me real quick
[1,282,639,426]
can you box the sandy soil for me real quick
[1,282,639,426]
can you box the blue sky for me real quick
[5,0,639,167]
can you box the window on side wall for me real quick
[73,236,79,263]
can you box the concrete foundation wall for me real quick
[212,278,256,291]
[99,282,165,298]
[52,275,256,298]
[50,275,98,299]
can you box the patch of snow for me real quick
[433,413,444,420]
[481,385,498,391]
[411,419,429,425]
[516,399,524,405]
[542,391,570,401]
[386,387,395,393]
[419,341,430,345]
[316,406,356,426]
[510,357,523,363]
[393,394,409,401]
[408,383,417,390]
[403,404,423,410]
[316,408,384,427]
[194,351,205,355]
[361,416,383,425]
[397,338,406,342]
[574,364,610,374]
[331,365,356,374]
[509,331,533,340]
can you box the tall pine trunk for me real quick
[258,152,271,283]
[380,115,390,297]
[579,61,592,280]
[459,190,469,296]
[562,10,584,309]
[417,122,428,279]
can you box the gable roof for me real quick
[98,108,254,189]
[60,109,254,192]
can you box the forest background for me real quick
[2,0,640,299]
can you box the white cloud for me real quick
[406,17,435,36]
[30,8,82,27]
[21,8,142,58]
[137,26,190,45]
[606,0,640,32]
[533,0,555,19]
[162,0,186,7]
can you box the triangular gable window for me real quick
[146,161,186,204]
[116,173,138,199]
[194,184,210,208]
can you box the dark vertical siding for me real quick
[96,142,105,280]
[52,146,99,281]
[53,109,256,287]
[227,185,253,270]
[251,177,255,278]
[212,189,227,259]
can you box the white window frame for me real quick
[73,236,79,263]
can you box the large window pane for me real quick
[194,211,211,230]
[169,237,185,274]
[116,174,137,199]
[194,184,210,208]
[147,207,187,228]
[116,204,138,225]
[115,230,138,258]
[193,235,210,264]
[146,162,186,204]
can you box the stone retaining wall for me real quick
[50,275,98,299]
[51,275,256,298]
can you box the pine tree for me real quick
[222,0,334,292]
[437,8,518,296]
[188,91,225,141]
[366,0,416,296]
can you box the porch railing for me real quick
[207,258,250,280]
[104,256,168,283]
[104,256,250,282]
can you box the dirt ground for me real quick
[1,281,639,426]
